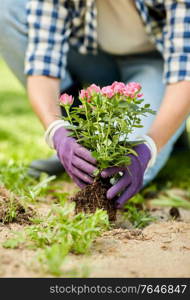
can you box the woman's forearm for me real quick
[27,76,61,129]
[148,81,190,152]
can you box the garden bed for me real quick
[0,182,190,278]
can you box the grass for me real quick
[0,59,55,200]
[124,194,156,228]
[3,203,109,276]
[1,58,190,276]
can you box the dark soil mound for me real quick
[72,180,117,221]
[0,186,34,225]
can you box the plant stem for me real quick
[96,110,102,149]
[105,111,112,156]
[65,106,79,140]
[84,102,91,142]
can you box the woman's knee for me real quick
[0,0,14,35]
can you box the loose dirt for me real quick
[72,180,117,221]
[0,186,34,225]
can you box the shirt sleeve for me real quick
[163,0,190,84]
[25,0,71,79]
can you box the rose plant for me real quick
[60,81,154,175]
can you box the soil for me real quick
[72,180,117,221]
[0,186,34,225]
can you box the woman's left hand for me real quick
[101,144,151,208]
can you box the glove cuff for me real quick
[44,120,70,149]
[136,135,157,170]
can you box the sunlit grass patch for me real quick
[0,59,52,164]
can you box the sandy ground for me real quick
[0,184,190,278]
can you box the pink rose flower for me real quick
[128,82,141,91]
[87,84,101,94]
[79,89,89,99]
[101,86,114,98]
[111,81,126,94]
[79,81,142,101]
[79,84,100,102]
[60,93,74,106]
[124,82,142,98]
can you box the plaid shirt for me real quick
[25,0,190,84]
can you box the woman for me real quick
[0,0,189,207]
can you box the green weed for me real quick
[38,242,72,277]
[3,201,109,276]
[123,194,156,228]
[3,232,25,249]
[124,205,156,228]
[3,194,18,223]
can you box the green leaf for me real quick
[103,139,112,146]
[144,104,150,108]
[127,148,138,156]
[92,151,99,159]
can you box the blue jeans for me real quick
[0,0,186,186]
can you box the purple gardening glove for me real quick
[101,144,151,208]
[53,127,97,188]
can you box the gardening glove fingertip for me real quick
[101,170,109,179]
[115,194,129,209]
[106,188,115,200]
[101,167,117,178]
[75,180,87,189]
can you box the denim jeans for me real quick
[0,0,186,186]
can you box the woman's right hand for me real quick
[53,127,98,188]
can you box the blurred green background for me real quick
[0,59,52,163]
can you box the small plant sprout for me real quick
[28,175,56,201]
[123,194,156,228]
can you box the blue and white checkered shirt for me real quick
[25,0,190,84]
